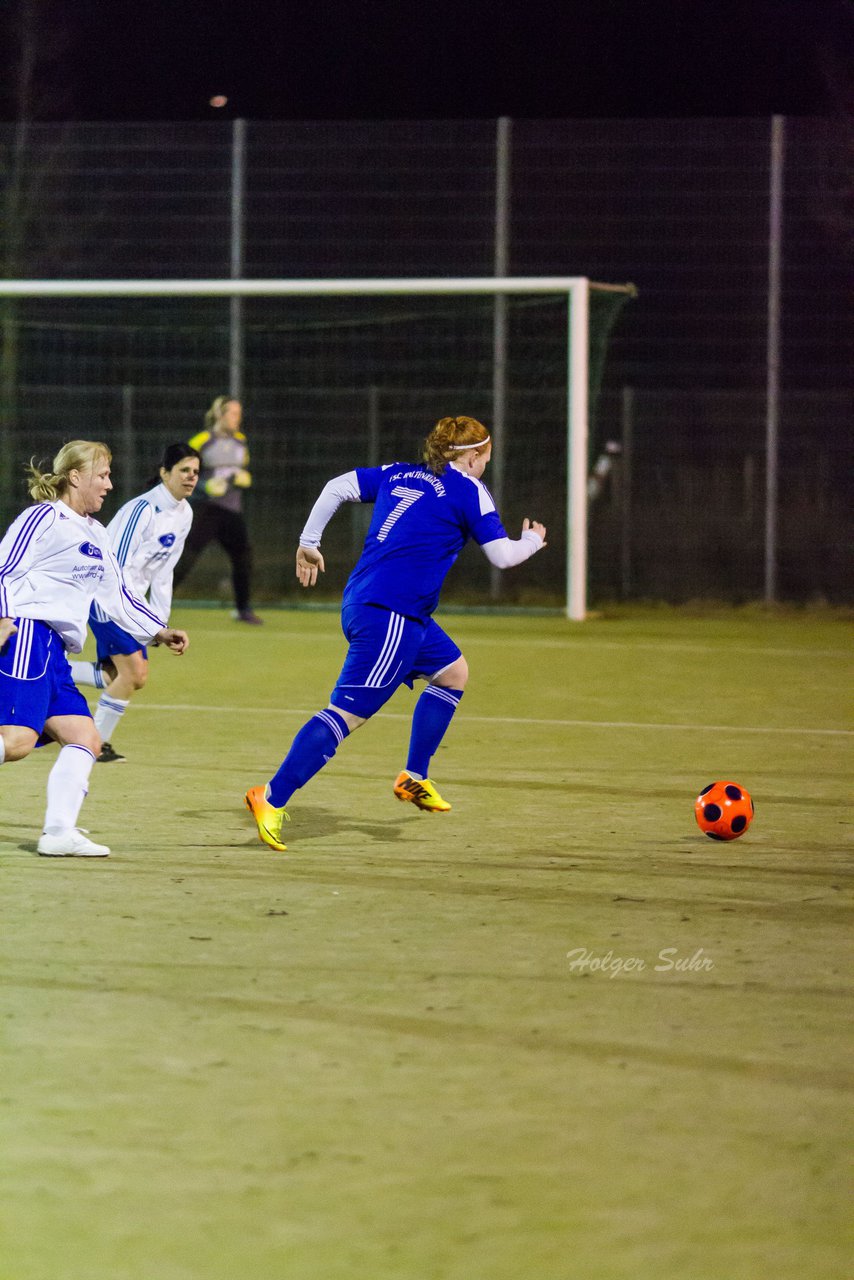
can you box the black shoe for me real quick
[234,609,263,625]
[97,741,126,763]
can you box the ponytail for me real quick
[26,440,111,502]
[26,462,63,502]
[422,416,491,475]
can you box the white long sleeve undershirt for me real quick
[299,471,361,546]
[479,529,543,567]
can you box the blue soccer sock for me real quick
[268,709,350,808]
[406,685,463,779]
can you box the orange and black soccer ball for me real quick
[694,781,755,841]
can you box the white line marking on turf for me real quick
[506,640,851,659]
[183,628,850,660]
[135,704,852,736]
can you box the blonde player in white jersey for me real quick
[0,441,189,858]
[69,442,200,761]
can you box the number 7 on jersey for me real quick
[375,486,424,543]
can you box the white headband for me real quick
[449,435,491,451]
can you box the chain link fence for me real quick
[2,117,851,604]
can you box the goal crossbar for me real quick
[0,276,607,298]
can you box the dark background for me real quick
[1,0,851,604]
[0,0,851,122]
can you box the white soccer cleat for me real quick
[37,829,111,858]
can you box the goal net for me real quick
[0,278,633,618]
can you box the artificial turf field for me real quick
[1,605,851,1280]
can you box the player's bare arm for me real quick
[0,617,17,647]
[296,545,325,588]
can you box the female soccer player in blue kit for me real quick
[245,415,547,852]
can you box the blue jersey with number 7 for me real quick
[343,462,507,622]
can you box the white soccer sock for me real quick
[44,744,96,835]
[94,694,130,742]
[69,660,106,689]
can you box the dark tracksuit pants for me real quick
[173,503,253,611]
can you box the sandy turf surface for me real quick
[1,608,851,1279]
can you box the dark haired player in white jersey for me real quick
[69,442,201,761]
[245,415,546,852]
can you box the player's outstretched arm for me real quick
[296,545,325,588]
[0,617,17,647]
[154,628,189,654]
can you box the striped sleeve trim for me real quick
[119,584,165,631]
[115,500,150,567]
[0,504,54,615]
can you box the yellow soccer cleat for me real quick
[244,785,289,851]
[393,771,451,813]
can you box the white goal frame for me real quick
[1,275,596,619]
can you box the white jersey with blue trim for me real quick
[343,463,506,621]
[92,482,193,625]
[0,500,166,653]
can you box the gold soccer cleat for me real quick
[244,785,289,851]
[393,771,451,813]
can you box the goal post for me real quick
[0,276,634,620]
[568,278,590,623]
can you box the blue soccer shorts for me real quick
[330,603,462,719]
[89,607,147,662]
[0,618,92,734]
